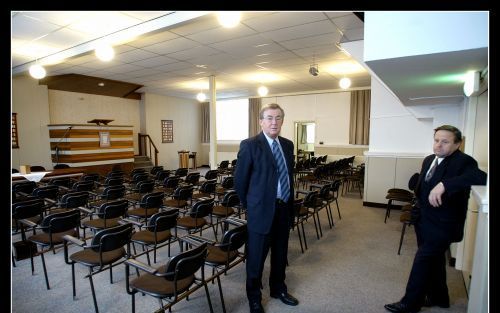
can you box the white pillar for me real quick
[209,75,218,169]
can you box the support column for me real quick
[209,75,218,170]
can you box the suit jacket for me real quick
[414,149,486,242]
[234,132,295,234]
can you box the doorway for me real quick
[294,121,315,162]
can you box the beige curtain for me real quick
[201,102,210,143]
[248,98,261,137]
[349,90,371,145]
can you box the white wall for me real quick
[262,91,352,145]
[143,93,202,170]
[364,12,488,61]
[12,76,52,170]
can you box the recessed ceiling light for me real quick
[98,82,105,87]
[254,43,269,47]
[217,12,241,28]
[196,64,207,68]
[95,44,115,62]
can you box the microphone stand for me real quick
[54,126,72,165]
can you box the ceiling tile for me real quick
[130,55,177,68]
[185,24,257,45]
[242,12,328,32]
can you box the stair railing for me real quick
[138,133,159,166]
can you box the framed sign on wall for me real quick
[99,131,110,147]
[162,120,173,143]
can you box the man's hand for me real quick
[428,182,445,207]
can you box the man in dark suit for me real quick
[385,125,487,313]
[234,103,299,313]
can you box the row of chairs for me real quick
[13,186,248,313]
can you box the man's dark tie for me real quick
[425,158,439,182]
[272,140,290,201]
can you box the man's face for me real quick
[433,130,461,158]
[260,108,283,139]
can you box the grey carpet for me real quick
[11,185,468,313]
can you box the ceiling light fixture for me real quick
[258,86,269,97]
[98,82,105,87]
[217,12,241,28]
[309,55,319,76]
[463,71,480,97]
[339,77,352,89]
[95,43,115,62]
[196,91,207,102]
[29,63,46,79]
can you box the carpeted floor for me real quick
[11,181,468,313]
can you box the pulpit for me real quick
[178,150,189,168]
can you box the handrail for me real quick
[138,133,159,166]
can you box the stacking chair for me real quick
[11,199,45,266]
[153,169,171,186]
[95,176,124,194]
[314,183,335,229]
[125,243,213,313]
[201,169,219,182]
[174,167,188,179]
[211,190,240,240]
[30,185,59,213]
[125,179,155,205]
[182,221,247,313]
[30,165,46,172]
[182,172,200,186]
[384,188,414,223]
[154,175,181,197]
[292,198,309,253]
[176,198,216,240]
[398,204,414,255]
[126,209,179,265]
[162,185,193,212]
[63,223,134,313]
[297,190,323,240]
[127,191,165,223]
[13,180,37,203]
[51,191,90,215]
[48,177,72,189]
[90,185,126,208]
[81,199,130,238]
[149,165,164,177]
[215,176,234,200]
[20,209,81,290]
[191,179,217,203]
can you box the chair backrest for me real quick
[104,176,124,186]
[32,185,59,200]
[155,170,171,182]
[150,166,164,176]
[130,168,146,177]
[164,243,208,281]
[12,198,45,220]
[221,176,234,189]
[59,191,89,209]
[172,185,194,201]
[131,172,149,183]
[134,180,155,193]
[14,181,37,194]
[147,209,179,232]
[302,190,319,207]
[189,198,214,218]
[220,223,247,252]
[140,191,165,208]
[107,170,124,179]
[30,165,46,172]
[40,209,80,234]
[97,199,129,219]
[101,185,126,200]
[91,223,133,253]
[82,173,100,182]
[184,172,200,185]
[174,167,188,177]
[12,168,19,173]
[204,169,219,180]
[49,177,72,188]
[220,190,240,207]
[231,159,237,167]
[199,179,217,194]
[318,183,332,199]
[53,163,70,169]
[72,180,95,192]
[218,160,229,169]
[163,175,181,189]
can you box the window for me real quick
[12,113,19,148]
[216,98,248,140]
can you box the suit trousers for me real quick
[402,219,450,308]
[246,201,290,302]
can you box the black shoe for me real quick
[270,292,299,306]
[384,301,418,313]
[249,300,265,313]
[423,297,450,308]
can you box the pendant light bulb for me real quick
[258,85,269,97]
[339,77,352,89]
[29,63,46,79]
[197,92,207,102]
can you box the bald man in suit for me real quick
[235,103,298,313]
[385,125,487,313]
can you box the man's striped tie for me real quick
[272,140,290,201]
